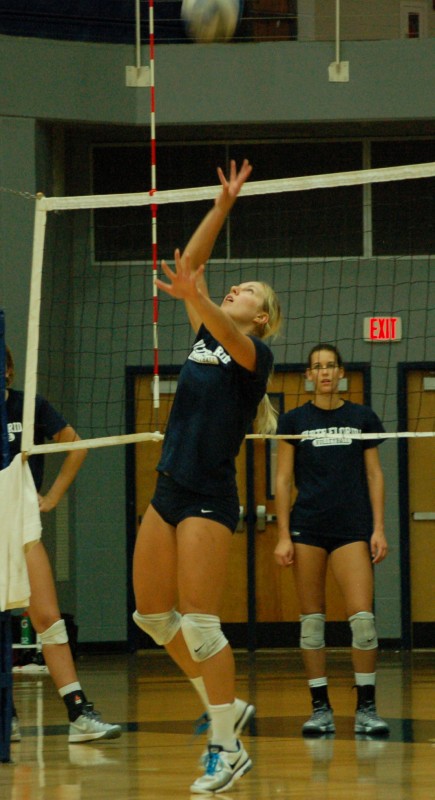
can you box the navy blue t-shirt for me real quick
[158,324,273,497]
[6,388,68,491]
[277,400,385,539]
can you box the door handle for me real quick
[256,505,277,531]
[412,512,435,521]
[256,505,266,531]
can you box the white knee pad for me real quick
[349,611,378,650]
[300,613,326,650]
[39,619,68,646]
[133,609,181,646]
[181,613,228,663]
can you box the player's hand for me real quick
[370,530,388,563]
[274,536,295,567]
[38,493,56,513]
[215,159,252,213]
[155,250,204,300]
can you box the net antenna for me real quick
[21,159,435,457]
[147,0,160,424]
[127,0,160,421]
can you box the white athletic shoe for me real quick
[68,704,122,743]
[11,716,22,742]
[191,741,252,794]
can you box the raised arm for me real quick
[181,159,253,332]
[156,251,259,371]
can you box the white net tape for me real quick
[38,161,435,211]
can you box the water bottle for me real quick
[20,611,33,646]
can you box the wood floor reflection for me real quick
[1,649,435,799]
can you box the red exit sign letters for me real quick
[364,317,402,342]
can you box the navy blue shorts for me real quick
[151,472,240,533]
[291,530,370,554]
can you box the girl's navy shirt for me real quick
[277,400,385,538]
[158,324,273,497]
[6,388,68,491]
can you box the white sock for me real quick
[308,677,328,688]
[58,681,82,698]
[209,701,237,751]
[354,672,376,686]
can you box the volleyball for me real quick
[181,0,240,44]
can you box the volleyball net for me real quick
[21,158,435,457]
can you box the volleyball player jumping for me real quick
[132,160,281,794]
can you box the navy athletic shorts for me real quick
[290,530,370,554]
[151,471,240,533]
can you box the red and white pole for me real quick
[148,0,159,412]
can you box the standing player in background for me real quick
[5,346,121,744]
[133,160,281,794]
[274,343,390,737]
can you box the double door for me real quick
[401,367,435,647]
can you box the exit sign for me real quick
[364,317,402,342]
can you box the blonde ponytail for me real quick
[254,392,278,435]
[252,283,282,434]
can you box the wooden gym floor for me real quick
[1,648,435,799]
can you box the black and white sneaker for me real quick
[354,703,390,736]
[302,704,336,736]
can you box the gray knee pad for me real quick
[181,613,228,662]
[133,609,182,646]
[39,619,68,646]
[349,611,378,650]
[300,613,326,650]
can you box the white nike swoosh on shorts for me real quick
[201,509,213,514]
